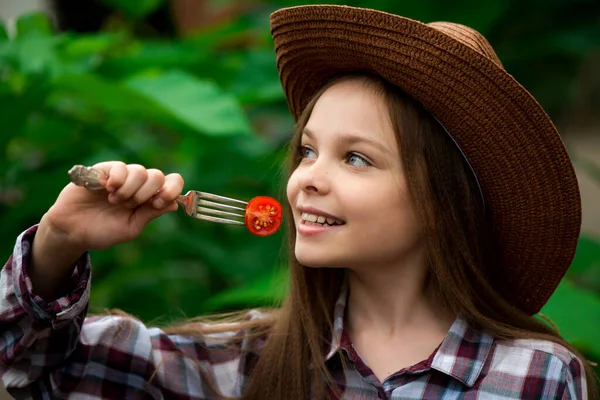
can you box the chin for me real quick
[294,248,343,269]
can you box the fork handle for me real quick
[69,165,187,209]
[68,165,108,190]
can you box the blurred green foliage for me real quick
[0,4,291,324]
[1,0,599,367]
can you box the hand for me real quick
[42,161,184,252]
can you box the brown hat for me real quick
[269,5,582,315]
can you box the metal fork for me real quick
[175,190,247,226]
[68,165,248,226]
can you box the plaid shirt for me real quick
[0,225,588,399]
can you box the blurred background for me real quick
[0,0,598,378]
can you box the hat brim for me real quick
[270,5,581,315]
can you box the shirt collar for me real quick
[324,278,349,361]
[324,279,494,387]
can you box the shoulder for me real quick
[483,337,587,398]
[494,337,581,366]
[81,308,273,352]
[79,309,274,397]
[156,309,273,354]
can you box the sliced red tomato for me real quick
[244,196,283,237]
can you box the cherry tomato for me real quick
[245,196,283,237]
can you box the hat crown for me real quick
[427,22,503,67]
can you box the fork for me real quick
[175,190,247,226]
[68,165,248,226]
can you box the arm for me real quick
[561,355,588,400]
[0,225,91,392]
[29,213,89,302]
[1,226,266,399]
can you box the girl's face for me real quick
[286,79,423,270]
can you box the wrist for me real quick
[38,212,87,256]
[33,214,87,277]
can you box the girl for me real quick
[1,4,597,400]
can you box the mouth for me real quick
[300,212,346,227]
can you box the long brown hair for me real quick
[164,74,599,399]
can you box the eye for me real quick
[298,145,316,159]
[347,152,371,167]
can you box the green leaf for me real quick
[101,0,166,19]
[49,73,168,120]
[90,246,210,322]
[203,267,289,312]
[60,33,125,60]
[7,35,63,76]
[125,70,253,136]
[0,85,49,154]
[228,50,285,104]
[541,281,600,359]
[184,17,253,47]
[15,12,54,38]
[97,41,210,79]
[0,20,8,40]
[567,235,600,293]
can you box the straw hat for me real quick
[269,5,582,315]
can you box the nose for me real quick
[295,161,330,195]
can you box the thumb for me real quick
[133,201,179,228]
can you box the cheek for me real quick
[286,173,299,207]
[382,188,420,237]
[360,180,416,232]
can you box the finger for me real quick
[151,173,184,209]
[128,169,165,207]
[112,164,148,206]
[133,199,179,229]
[92,161,127,193]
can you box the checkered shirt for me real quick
[0,226,587,399]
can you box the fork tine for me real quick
[197,206,244,219]
[194,191,247,226]
[195,214,245,226]
[198,199,246,213]
[178,190,249,226]
[198,191,248,207]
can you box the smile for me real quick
[301,212,345,226]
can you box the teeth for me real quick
[301,212,344,225]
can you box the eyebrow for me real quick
[302,128,393,156]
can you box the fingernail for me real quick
[153,198,165,209]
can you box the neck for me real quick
[345,247,454,339]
